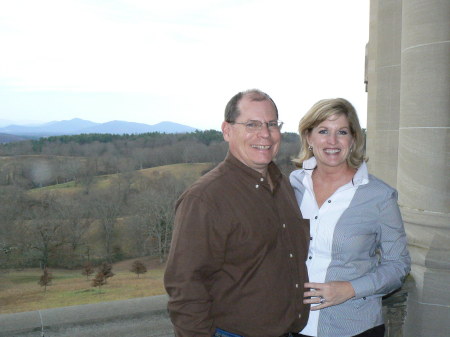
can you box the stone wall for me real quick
[367,1,450,336]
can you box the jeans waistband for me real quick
[214,328,242,337]
[214,329,301,337]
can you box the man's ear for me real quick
[222,121,230,142]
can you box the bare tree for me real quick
[38,267,52,292]
[89,188,123,262]
[131,148,151,170]
[23,193,68,268]
[129,172,187,263]
[77,158,98,194]
[0,187,28,268]
[82,262,95,280]
[56,194,93,264]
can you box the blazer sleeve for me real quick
[164,193,225,337]
[350,190,411,299]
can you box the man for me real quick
[164,89,310,337]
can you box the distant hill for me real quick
[0,119,43,127]
[0,133,30,144]
[80,120,197,134]
[0,118,198,137]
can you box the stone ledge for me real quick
[0,295,169,337]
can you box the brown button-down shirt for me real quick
[164,153,310,337]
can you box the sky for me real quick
[0,0,369,133]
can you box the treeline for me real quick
[0,130,228,188]
[0,130,300,270]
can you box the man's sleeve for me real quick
[164,193,225,337]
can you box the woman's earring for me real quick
[308,145,313,151]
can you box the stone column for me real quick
[366,0,402,188]
[397,1,450,336]
[366,0,378,167]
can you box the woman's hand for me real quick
[304,281,356,311]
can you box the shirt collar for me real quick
[302,156,369,186]
[225,152,282,188]
[302,156,317,174]
[353,161,369,186]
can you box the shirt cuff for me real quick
[350,277,374,299]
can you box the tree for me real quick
[77,158,98,194]
[81,262,95,280]
[0,186,29,268]
[51,194,93,267]
[38,267,52,292]
[91,272,106,292]
[98,262,114,284]
[89,188,123,262]
[130,260,147,278]
[23,193,68,268]
[129,172,187,263]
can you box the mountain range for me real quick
[0,118,198,140]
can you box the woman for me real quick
[289,98,410,337]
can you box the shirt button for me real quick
[255,184,259,188]
[289,253,294,258]
[308,256,312,260]
[310,236,313,240]
[260,177,264,182]
[295,283,299,288]
[298,313,302,318]
[314,216,318,219]
[328,200,331,203]
[282,224,286,228]
[363,297,366,300]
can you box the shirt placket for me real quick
[308,183,357,268]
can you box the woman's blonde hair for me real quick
[293,98,367,168]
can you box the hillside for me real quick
[30,162,214,195]
[0,133,30,143]
[0,160,215,271]
[0,130,298,272]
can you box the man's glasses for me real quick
[230,120,283,132]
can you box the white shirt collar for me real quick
[302,156,369,186]
[303,157,317,173]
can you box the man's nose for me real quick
[257,123,270,137]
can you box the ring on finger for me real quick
[319,296,326,304]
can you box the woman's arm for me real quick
[349,191,411,299]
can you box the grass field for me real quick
[0,163,213,315]
[0,257,166,315]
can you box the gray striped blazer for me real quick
[290,171,411,337]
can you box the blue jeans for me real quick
[214,328,243,337]
[215,329,303,337]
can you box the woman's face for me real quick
[307,113,354,170]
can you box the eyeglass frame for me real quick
[229,120,284,132]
